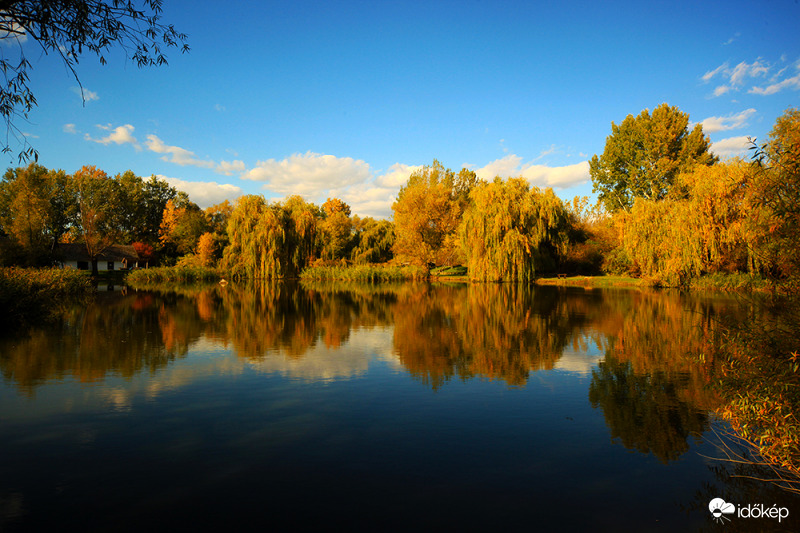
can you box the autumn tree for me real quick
[282,195,322,275]
[350,216,394,264]
[590,103,717,213]
[459,177,571,281]
[319,197,352,262]
[749,107,800,279]
[72,165,123,274]
[0,0,188,161]
[158,196,208,258]
[392,160,475,267]
[221,195,285,279]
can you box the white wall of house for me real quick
[62,260,129,271]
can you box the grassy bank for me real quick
[534,274,650,288]
[0,267,94,329]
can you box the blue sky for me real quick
[6,0,800,217]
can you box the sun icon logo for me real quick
[709,498,736,524]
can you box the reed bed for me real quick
[126,266,222,285]
[299,264,427,282]
[0,267,93,328]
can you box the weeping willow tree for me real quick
[459,177,570,281]
[282,195,321,275]
[221,195,285,279]
[621,160,763,286]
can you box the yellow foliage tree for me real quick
[459,177,570,281]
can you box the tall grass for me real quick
[0,267,93,328]
[300,264,427,282]
[126,265,222,285]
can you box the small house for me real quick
[57,243,142,271]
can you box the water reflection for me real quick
[2,281,796,530]
[1,283,735,393]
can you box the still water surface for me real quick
[1,282,799,531]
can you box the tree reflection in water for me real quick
[0,281,756,469]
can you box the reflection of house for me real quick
[57,243,142,271]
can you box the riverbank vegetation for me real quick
[0,267,93,329]
[1,105,797,292]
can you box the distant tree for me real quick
[0,0,188,161]
[590,103,717,213]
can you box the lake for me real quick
[2,282,799,531]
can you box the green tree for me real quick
[590,103,717,213]
[0,0,188,161]
[0,163,78,265]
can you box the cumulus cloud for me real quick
[63,123,78,134]
[711,136,751,158]
[699,108,756,132]
[474,154,590,188]
[215,160,246,175]
[145,134,215,169]
[157,175,244,208]
[85,124,139,148]
[71,86,99,102]
[374,163,422,188]
[242,152,371,198]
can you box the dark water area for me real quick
[1,282,799,531]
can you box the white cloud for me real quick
[63,123,78,134]
[158,175,244,209]
[475,154,523,180]
[0,22,27,44]
[85,124,139,148]
[474,155,590,188]
[749,72,800,95]
[699,108,756,133]
[71,86,99,102]
[711,136,752,158]
[242,152,371,198]
[215,160,246,175]
[700,57,800,97]
[723,33,740,46]
[713,85,731,97]
[374,163,422,188]
[729,60,768,86]
[145,134,215,168]
[702,62,729,83]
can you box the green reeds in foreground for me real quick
[126,265,222,285]
[300,264,427,282]
[0,267,94,328]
